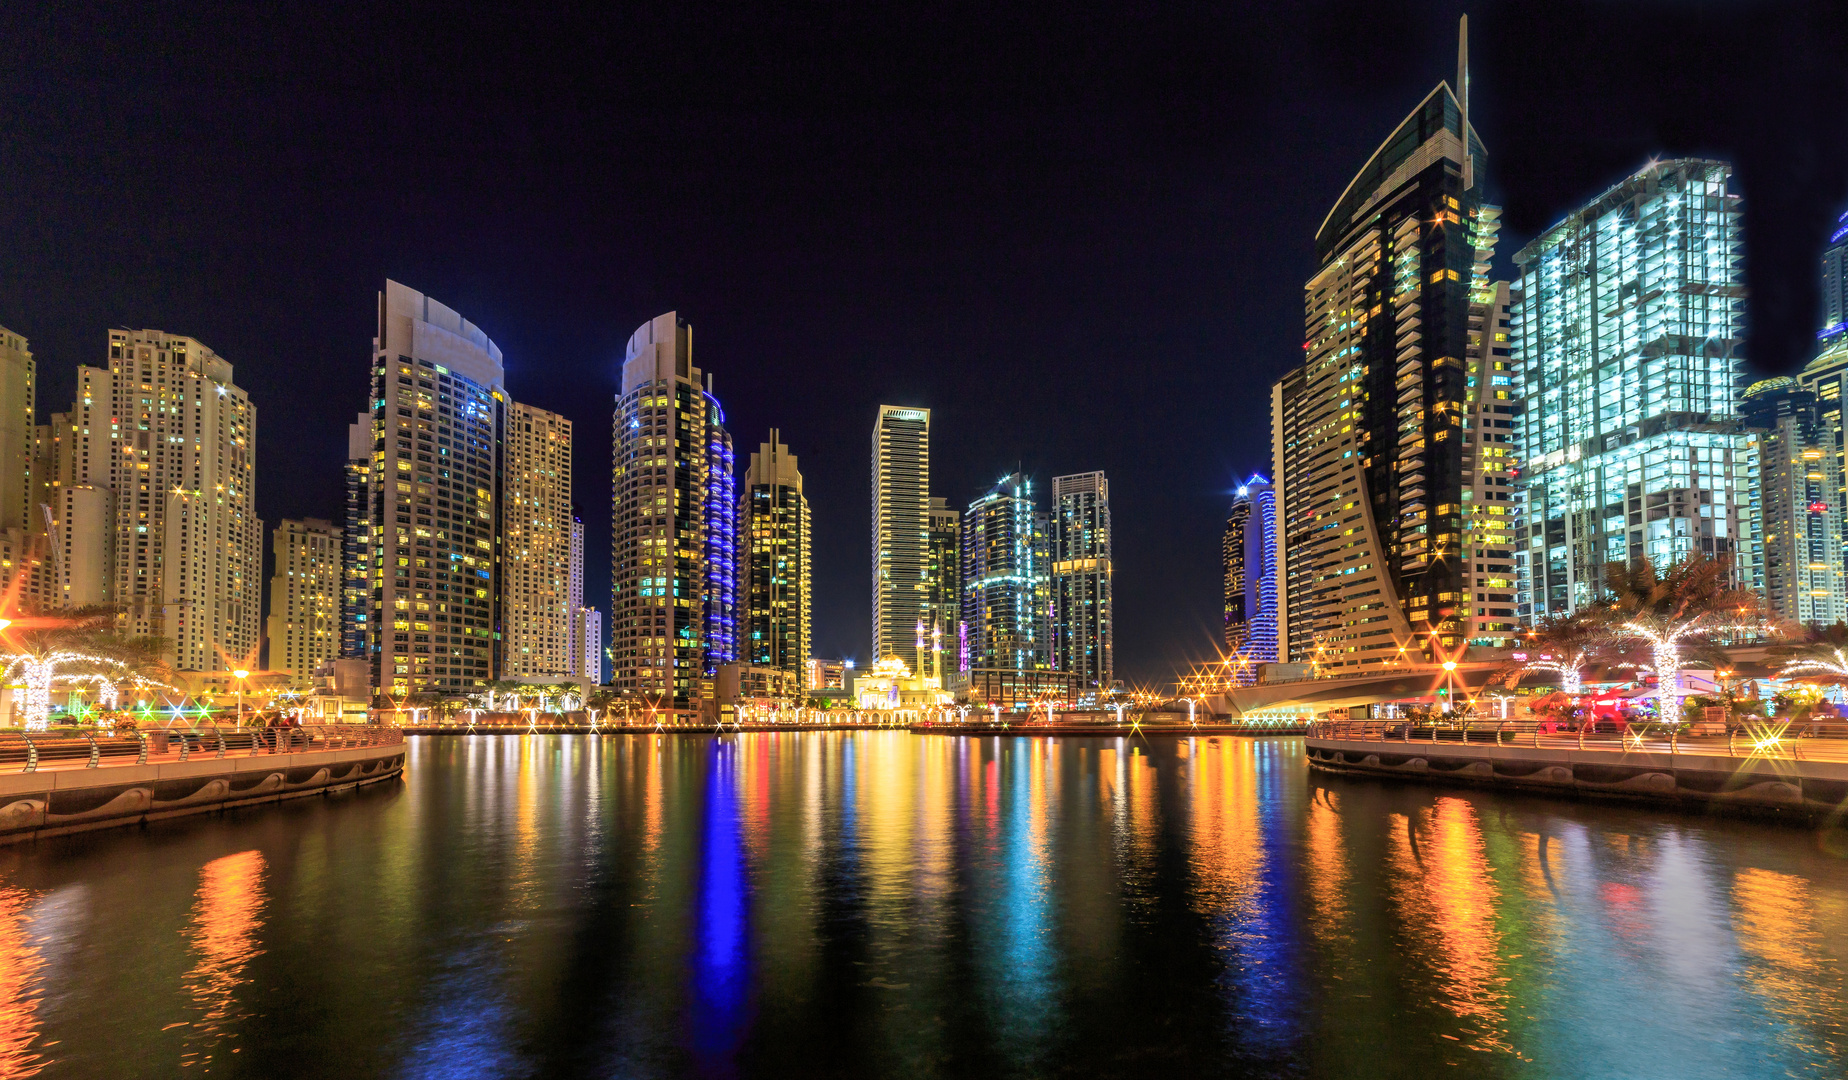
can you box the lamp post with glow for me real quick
[233,669,250,727]
[1441,660,1458,715]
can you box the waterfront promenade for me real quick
[0,725,405,843]
[1307,718,1848,818]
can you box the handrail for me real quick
[1306,718,1848,761]
[0,725,405,775]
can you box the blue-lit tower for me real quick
[703,387,738,675]
[1822,211,1848,345]
[1222,473,1277,685]
[960,473,1048,673]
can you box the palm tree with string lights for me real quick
[0,603,171,730]
[1594,553,1779,727]
[1512,613,1606,697]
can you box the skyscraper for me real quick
[740,431,811,679]
[961,473,1047,673]
[1822,211,1848,346]
[923,496,960,684]
[0,327,51,613]
[574,605,603,683]
[1050,471,1112,693]
[340,413,372,660]
[266,518,340,679]
[1514,160,1755,618]
[1741,378,1845,627]
[872,405,929,673]
[502,403,574,679]
[1461,280,1520,645]
[1271,32,1498,669]
[361,282,505,697]
[1222,473,1277,684]
[610,312,735,713]
[51,330,261,674]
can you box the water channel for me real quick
[0,733,1840,1078]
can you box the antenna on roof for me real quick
[1458,14,1473,191]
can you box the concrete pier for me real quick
[1305,734,1848,819]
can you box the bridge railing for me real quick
[0,725,404,774]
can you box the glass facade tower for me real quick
[960,473,1047,674]
[1741,378,1845,627]
[1272,73,1497,670]
[1223,473,1277,684]
[1514,160,1756,618]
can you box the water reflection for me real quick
[179,850,266,1069]
[0,734,1839,1079]
[0,885,45,1077]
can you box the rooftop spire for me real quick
[1458,14,1472,191]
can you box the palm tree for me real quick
[1515,613,1605,696]
[0,606,169,729]
[1594,553,1776,725]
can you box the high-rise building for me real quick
[1270,36,1498,669]
[1514,160,1755,619]
[573,605,602,683]
[1741,378,1845,626]
[922,496,960,684]
[740,431,811,679]
[872,405,929,672]
[361,282,505,697]
[1460,281,1521,645]
[0,327,52,614]
[0,327,33,534]
[1822,211,1848,346]
[266,518,340,680]
[961,472,1048,674]
[1050,471,1112,693]
[1802,338,1848,583]
[610,312,736,713]
[49,330,262,674]
[340,413,372,660]
[502,403,574,679]
[1222,473,1277,683]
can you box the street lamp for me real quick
[233,669,250,727]
[1442,660,1457,714]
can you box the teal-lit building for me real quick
[959,473,1048,675]
[1514,159,1757,619]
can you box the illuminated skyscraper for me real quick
[923,496,960,683]
[610,313,736,713]
[1822,211,1848,346]
[1271,25,1498,669]
[1222,473,1276,683]
[1801,338,1848,579]
[872,404,929,672]
[1741,378,1845,626]
[1050,471,1111,693]
[340,413,372,659]
[266,518,340,679]
[52,330,261,675]
[361,282,505,696]
[502,403,574,679]
[1514,160,1755,618]
[1461,280,1520,645]
[961,473,1047,672]
[0,327,51,613]
[740,431,810,679]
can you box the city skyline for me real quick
[4,2,1847,683]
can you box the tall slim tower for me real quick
[502,403,574,679]
[1822,211,1848,346]
[923,496,960,683]
[340,413,372,660]
[1223,473,1277,683]
[1050,471,1111,693]
[266,518,340,679]
[610,313,734,713]
[362,282,505,697]
[872,404,929,672]
[55,330,261,674]
[1514,161,1754,617]
[740,431,811,678]
[1272,26,1495,670]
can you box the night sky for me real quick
[4,1,1846,685]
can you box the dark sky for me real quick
[4,0,1846,685]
